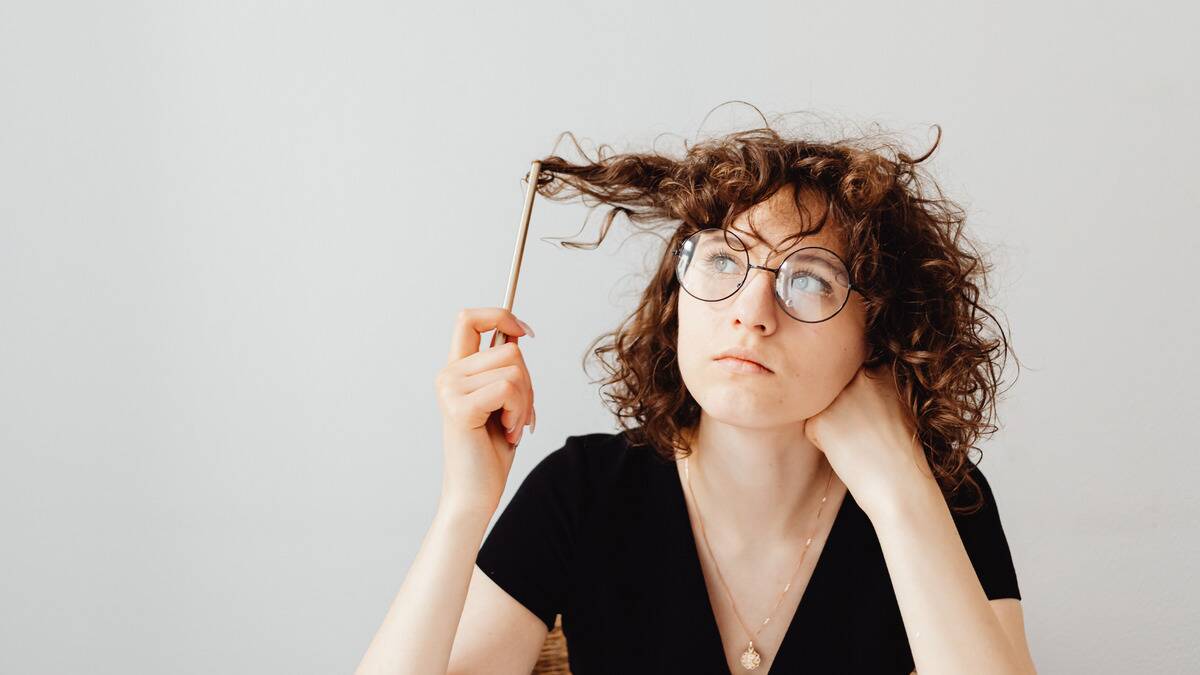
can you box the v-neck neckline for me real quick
[662,452,854,675]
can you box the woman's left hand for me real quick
[803,364,937,518]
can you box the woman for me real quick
[354,122,1038,674]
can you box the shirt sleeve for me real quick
[474,435,587,632]
[949,462,1023,601]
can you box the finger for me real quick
[448,340,532,382]
[444,327,533,435]
[527,381,536,434]
[454,355,534,434]
[462,379,525,438]
[455,365,531,413]
[447,308,532,366]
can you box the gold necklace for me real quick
[683,453,835,671]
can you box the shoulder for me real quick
[480,431,640,552]
[944,458,1023,601]
[946,458,1006,516]
[532,428,653,480]
[520,429,659,509]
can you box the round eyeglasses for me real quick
[672,228,859,323]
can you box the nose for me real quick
[730,264,778,335]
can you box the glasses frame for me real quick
[671,228,861,324]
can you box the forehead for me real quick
[724,185,845,260]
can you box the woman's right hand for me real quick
[435,307,537,518]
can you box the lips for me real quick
[712,348,773,373]
[715,356,773,374]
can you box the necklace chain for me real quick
[683,452,836,670]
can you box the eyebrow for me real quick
[724,225,845,268]
[727,226,771,246]
[728,226,757,240]
[726,226,791,253]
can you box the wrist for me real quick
[435,497,496,531]
[864,471,945,527]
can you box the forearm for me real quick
[867,477,1029,675]
[354,504,493,675]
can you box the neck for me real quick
[680,413,834,551]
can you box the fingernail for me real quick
[515,318,535,337]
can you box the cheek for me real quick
[675,296,713,378]
[676,292,707,335]
[768,316,866,386]
[834,309,869,368]
[675,298,697,358]
[789,327,868,391]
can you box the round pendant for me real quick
[740,642,762,670]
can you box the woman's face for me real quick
[676,185,869,429]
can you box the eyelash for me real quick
[701,252,833,294]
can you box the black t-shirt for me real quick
[475,430,1021,674]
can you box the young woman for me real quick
[354,123,1038,675]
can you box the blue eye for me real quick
[788,270,833,295]
[703,251,743,274]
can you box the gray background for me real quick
[2,1,1197,673]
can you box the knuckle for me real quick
[513,366,530,387]
[435,366,457,388]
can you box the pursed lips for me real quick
[713,355,773,373]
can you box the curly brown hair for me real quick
[530,108,1021,515]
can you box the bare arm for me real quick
[869,473,1037,675]
[353,504,492,675]
[354,307,544,675]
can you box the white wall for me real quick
[2,1,1196,673]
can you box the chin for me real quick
[690,369,832,421]
[690,382,783,425]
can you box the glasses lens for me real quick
[776,248,851,322]
[675,229,749,302]
[675,230,852,322]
